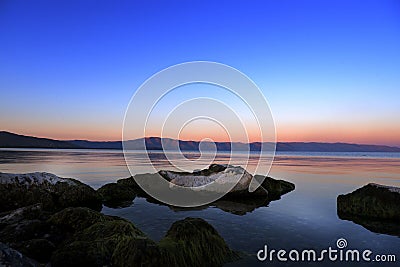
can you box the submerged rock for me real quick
[337,183,400,236]
[97,182,136,208]
[0,172,102,212]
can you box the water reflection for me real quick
[137,195,271,216]
[338,213,400,237]
[1,148,400,265]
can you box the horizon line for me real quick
[2,130,400,149]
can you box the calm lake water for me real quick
[0,148,399,266]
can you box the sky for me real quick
[1,0,399,146]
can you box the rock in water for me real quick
[337,183,400,220]
[159,165,252,190]
[49,209,238,267]
[158,164,294,199]
[257,175,296,200]
[337,183,400,236]
[113,217,239,267]
[0,172,102,212]
[159,217,239,266]
[97,182,136,208]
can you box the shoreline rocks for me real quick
[0,172,102,212]
[0,205,238,266]
[0,171,241,266]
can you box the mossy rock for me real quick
[51,217,147,267]
[116,176,137,188]
[1,207,240,266]
[112,217,239,267]
[51,179,102,211]
[77,219,145,241]
[337,183,400,220]
[0,183,55,212]
[0,204,46,230]
[159,217,239,266]
[97,182,136,208]
[112,236,162,267]
[0,172,102,212]
[0,219,50,243]
[257,175,295,200]
[48,207,108,232]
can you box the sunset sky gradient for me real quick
[1,0,399,146]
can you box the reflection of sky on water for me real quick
[0,148,399,266]
[0,149,399,188]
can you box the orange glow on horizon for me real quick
[4,120,400,147]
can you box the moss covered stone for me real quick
[112,217,239,267]
[51,218,147,267]
[337,183,400,220]
[112,236,162,267]
[0,172,102,212]
[97,182,136,208]
[47,207,109,232]
[49,208,147,267]
[257,175,295,200]
[337,183,400,236]
[158,217,239,267]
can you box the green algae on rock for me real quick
[337,183,400,236]
[97,182,136,208]
[0,172,102,212]
[337,183,400,220]
[159,217,240,267]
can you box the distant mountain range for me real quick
[1,131,400,152]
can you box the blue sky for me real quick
[1,0,399,146]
